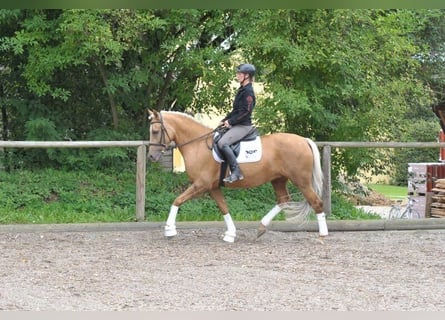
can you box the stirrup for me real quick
[223,173,244,183]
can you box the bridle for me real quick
[148,112,217,156]
[148,112,175,153]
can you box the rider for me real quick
[218,63,256,183]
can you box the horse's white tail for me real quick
[306,138,323,198]
[283,138,323,220]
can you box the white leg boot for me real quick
[261,205,282,227]
[317,212,328,236]
[165,205,178,237]
[258,205,282,237]
[223,213,236,243]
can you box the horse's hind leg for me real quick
[209,188,236,243]
[257,178,290,238]
[297,184,328,237]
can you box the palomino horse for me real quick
[148,110,328,242]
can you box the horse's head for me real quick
[147,109,176,162]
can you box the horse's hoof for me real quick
[257,226,267,238]
[164,226,177,237]
[316,235,326,245]
[223,231,236,243]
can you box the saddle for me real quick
[212,127,261,163]
[212,127,262,186]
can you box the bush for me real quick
[390,119,440,185]
[2,123,141,171]
[0,168,137,224]
[0,166,378,224]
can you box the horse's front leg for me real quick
[209,188,236,243]
[165,183,207,238]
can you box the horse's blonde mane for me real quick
[161,111,213,129]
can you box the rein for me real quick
[149,113,219,152]
[174,131,215,149]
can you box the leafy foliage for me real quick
[234,9,437,180]
[391,119,441,185]
[1,9,444,184]
[0,168,136,223]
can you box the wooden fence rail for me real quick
[2,140,445,220]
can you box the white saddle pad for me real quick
[213,136,262,163]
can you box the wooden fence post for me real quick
[322,145,332,215]
[136,145,147,221]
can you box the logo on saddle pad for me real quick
[212,136,262,163]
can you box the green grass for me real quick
[0,167,380,224]
[367,184,407,201]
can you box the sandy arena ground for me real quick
[1,225,444,311]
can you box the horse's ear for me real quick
[147,109,157,121]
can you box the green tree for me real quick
[1,8,444,183]
[230,9,436,179]
[1,9,235,134]
[0,9,238,169]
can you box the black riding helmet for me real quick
[236,63,256,78]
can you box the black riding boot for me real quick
[220,145,244,183]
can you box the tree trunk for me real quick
[0,83,10,171]
[155,70,174,110]
[97,62,119,130]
